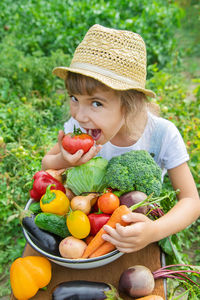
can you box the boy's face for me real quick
[69,88,126,146]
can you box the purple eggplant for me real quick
[22,215,61,256]
[51,280,121,300]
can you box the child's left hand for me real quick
[102,212,157,253]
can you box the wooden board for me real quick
[10,242,166,299]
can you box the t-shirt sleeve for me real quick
[63,117,86,134]
[160,121,189,170]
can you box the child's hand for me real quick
[58,130,102,167]
[102,213,157,253]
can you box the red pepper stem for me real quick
[95,208,103,215]
[41,184,56,204]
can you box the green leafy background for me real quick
[0,0,199,297]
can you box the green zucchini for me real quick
[35,212,71,238]
[29,201,41,214]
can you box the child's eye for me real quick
[92,101,102,107]
[70,96,78,102]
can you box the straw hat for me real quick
[53,24,156,98]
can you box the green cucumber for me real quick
[29,201,41,214]
[35,212,71,238]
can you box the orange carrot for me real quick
[82,205,130,258]
[85,235,94,245]
[89,241,116,258]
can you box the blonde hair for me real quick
[65,72,159,134]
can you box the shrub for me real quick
[0,0,183,71]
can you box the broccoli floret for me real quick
[105,150,162,196]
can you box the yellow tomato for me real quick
[67,210,90,239]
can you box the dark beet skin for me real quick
[119,191,148,214]
[118,265,155,298]
[118,268,134,295]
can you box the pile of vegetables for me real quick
[10,149,200,299]
[18,151,178,260]
[21,156,172,260]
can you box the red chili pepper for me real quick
[29,171,66,201]
[88,213,110,236]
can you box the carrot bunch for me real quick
[82,191,173,259]
[82,205,130,258]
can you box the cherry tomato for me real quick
[62,127,94,154]
[98,192,120,214]
[66,210,90,239]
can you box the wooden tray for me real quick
[10,242,166,300]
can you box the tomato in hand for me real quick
[66,210,90,239]
[98,192,120,214]
[62,126,94,154]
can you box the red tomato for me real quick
[98,192,120,214]
[62,127,94,154]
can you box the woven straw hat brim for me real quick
[53,66,156,98]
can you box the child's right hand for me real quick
[58,130,102,167]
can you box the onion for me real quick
[70,193,98,215]
[120,191,148,214]
[65,187,75,201]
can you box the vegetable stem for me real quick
[129,191,175,212]
[170,289,189,300]
[12,201,32,221]
[152,264,200,289]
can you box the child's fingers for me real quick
[116,246,135,253]
[115,222,140,237]
[122,212,147,223]
[102,232,131,247]
[103,225,125,241]
[79,144,102,164]
[58,130,65,147]
[62,149,84,165]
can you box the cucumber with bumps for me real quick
[35,212,71,238]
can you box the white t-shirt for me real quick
[64,112,189,178]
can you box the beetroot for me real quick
[118,265,155,298]
[120,191,148,214]
[118,264,200,298]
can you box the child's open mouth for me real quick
[86,129,101,141]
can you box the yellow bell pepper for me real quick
[10,256,51,300]
[40,184,70,215]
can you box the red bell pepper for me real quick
[88,213,110,236]
[30,170,66,201]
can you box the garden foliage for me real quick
[0,0,199,296]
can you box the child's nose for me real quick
[74,107,89,123]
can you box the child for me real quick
[42,24,200,253]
